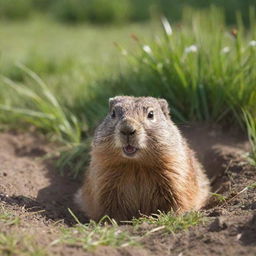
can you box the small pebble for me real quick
[209,216,229,232]
[236,233,242,240]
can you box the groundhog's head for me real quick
[94,96,174,160]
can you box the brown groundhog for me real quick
[75,96,210,221]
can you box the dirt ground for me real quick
[0,124,255,256]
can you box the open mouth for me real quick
[123,145,138,156]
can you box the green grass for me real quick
[0,206,45,256]
[0,233,46,256]
[128,211,202,233]
[56,139,91,178]
[247,182,256,189]
[0,206,202,253]
[1,64,81,143]
[56,211,139,250]
[54,210,202,251]
[118,7,256,126]
[210,193,227,203]
[0,206,20,226]
[0,18,153,132]
[0,18,154,174]
[1,0,255,25]
[58,219,138,250]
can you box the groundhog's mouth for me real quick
[123,145,138,156]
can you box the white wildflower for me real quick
[249,40,256,47]
[184,45,198,54]
[221,46,230,54]
[161,16,172,36]
[142,45,152,54]
[114,230,122,236]
[157,63,163,70]
[236,233,242,241]
[121,49,128,56]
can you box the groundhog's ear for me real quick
[158,98,170,119]
[108,97,116,110]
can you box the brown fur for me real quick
[75,96,210,221]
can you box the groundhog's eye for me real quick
[111,110,116,118]
[147,111,154,119]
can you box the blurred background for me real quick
[0,0,255,24]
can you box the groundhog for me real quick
[75,96,210,222]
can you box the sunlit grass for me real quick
[59,222,138,250]
[210,193,227,203]
[1,64,81,144]
[0,206,20,226]
[0,232,46,256]
[54,210,202,251]
[119,7,256,126]
[56,212,139,251]
[56,139,91,178]
[0,206,47,255]
[247,182,256,189]
[128,211,203,233]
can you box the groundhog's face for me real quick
[95,96,172,159]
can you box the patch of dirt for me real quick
[0,125,255,256]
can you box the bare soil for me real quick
[0,124,255,256]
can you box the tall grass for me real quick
[1,0,256,25]
[1,64,81,144]
[0,0,33,20]
[52,0,132,24]
[116,7,256,126]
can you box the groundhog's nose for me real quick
[119,119,137,136]
[120,126,136,136]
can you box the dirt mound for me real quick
[0,125,255,255]
[0,132,83,225]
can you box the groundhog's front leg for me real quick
[75,176,104,221]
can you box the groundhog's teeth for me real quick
[123,145,137,154]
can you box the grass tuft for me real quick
[210,193,227,203]
[57,214,139,251]
[0,207,20,226]
[0,232,46,256]
[1,64,81,144]
[56,139,91,178]
[247,182,256,190]
[55,210,203,251]
[128,211,203,233]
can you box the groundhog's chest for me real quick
[99,166,173,218]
